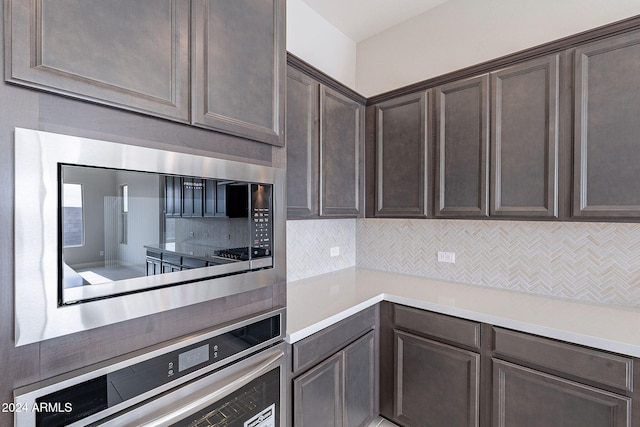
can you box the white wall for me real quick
[287,0,357,89]
[356,0,640,96]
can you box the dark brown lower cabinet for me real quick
[381,303,637,427]
[394,330,480,427]
[293,331,376,427]
[493,360,631,427]
[294,351,343,427]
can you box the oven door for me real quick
[96,344,286,427]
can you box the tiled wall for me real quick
[286,219,356,281]
[357,219,640,308]
[285,217,640,308]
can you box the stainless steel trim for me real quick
[14,127,286,345]
[14,308,285,426]
[250,257,274,270]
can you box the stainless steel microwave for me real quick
[13,128,285,346]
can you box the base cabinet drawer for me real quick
[493,359,631,427]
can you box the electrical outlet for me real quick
[437,251,456,263]
[330,247,340,257]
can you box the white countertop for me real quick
[286,268,640,357]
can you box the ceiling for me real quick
[300,0,450,42]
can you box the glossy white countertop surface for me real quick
[286,268,640,357]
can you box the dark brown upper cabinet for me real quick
[490,55,560,218]
[285,58,365,220]
[5,0,190,122]
[435,75,490,218]
[573,30,640,218]
[6,0,285,146]
[286,66,320,218]
[374,91,431,218]
[192,0,285,146]
[319,86,365,217]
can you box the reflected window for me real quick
[63,183,83,247]
[120,184,128,244]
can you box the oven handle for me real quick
[136,347,285,427]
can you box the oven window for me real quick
[171,367,280,427]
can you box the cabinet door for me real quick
[293,352,344,427]
[286,67,319,218]
[493,359,631,427]
[146,258,161,276]
[374,91,430,217]
[203,179,217,217]
[490,56,559,218]
[181,178,204,217]
[574,30,640,218]
[6,0,190,122]
[320,87,365,217]
[344,331,376,427]
[164,176,182,217]
[394,330,480,427]
[435,75,490,217]
[192,0,285,146]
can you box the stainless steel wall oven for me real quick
[14,308,286,426]
[13,128,286,345]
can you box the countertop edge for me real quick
[285,269,640,358]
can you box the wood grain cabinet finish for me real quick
[490,55,560,218]
[393,330,480,427]
[374,91,430,217]
[435,75,490,218]
[192,0,285,146]
[493,359,631,427]
[344,331,377,427]
[320,86,365,217]
[294,351,344,427]
[5,0,190,122]
[493,327,633,393]
[394,304,481,350]
[293,331,376,427]
[574,30,640,218]
[286,66,319,218]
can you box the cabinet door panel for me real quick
[574,30,640,217]
[435,75,490,217]
[164,176,182,217]
[394,330,480,427]
[320,87,364,217]
[286,67,319,218]
[192,0,285,146]
[344,332,376,427]
[293,353,343,427]
[491,56,559,218]
[493,359,631,427]
[375,91,430,217]
[6,0,190,122]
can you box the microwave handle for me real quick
[99,346,285,427]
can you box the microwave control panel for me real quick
[251,184,272,255]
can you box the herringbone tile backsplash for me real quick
[287,219,356,281]
[357,219,640,308]
[286,218,640,308]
